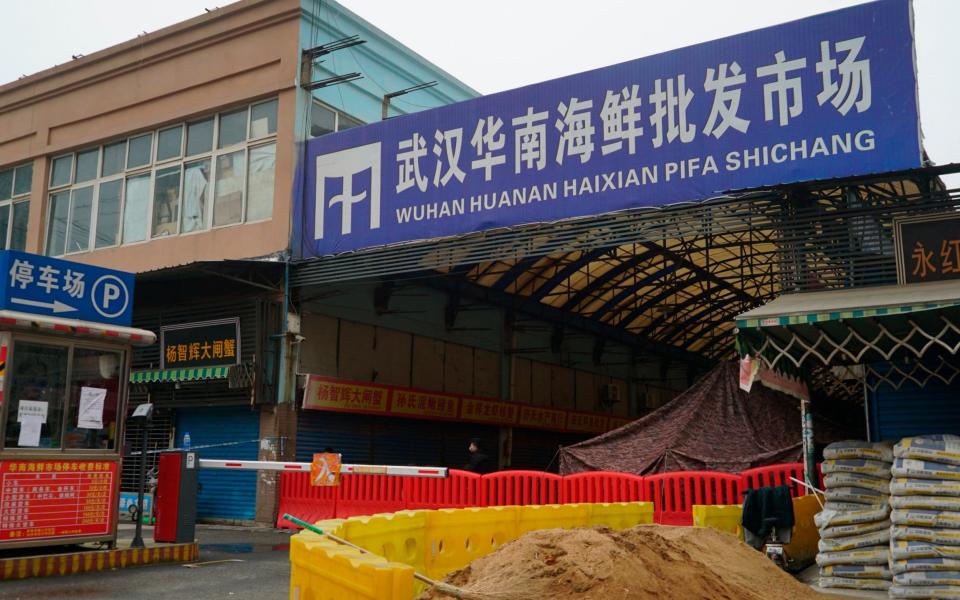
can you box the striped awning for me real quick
[130,366,230,384]
[735,280,960,329]
[735,280,960,373]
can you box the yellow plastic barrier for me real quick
[290,530,414,600]
[691,495,822,565]
[784,494,821,564]
[516,503,591,536]
[424,506,519,580]
[692,505,743,537]
[289,502,654,600]
[339,511,429,575]
[590,502,656,530]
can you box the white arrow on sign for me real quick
[11,297,78,314]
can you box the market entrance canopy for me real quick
[296,0,920,258]
[735,279,960,373]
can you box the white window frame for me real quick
[43,98,279,257]
[0,162,32,250]
[308,99,364,139]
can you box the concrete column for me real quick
[254,402,297,525]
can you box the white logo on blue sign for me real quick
[91,274,130,319]
[314,143,381,240]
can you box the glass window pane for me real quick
[213,149,244,227]
[13,164,32,196]
[157,126,183,162]
[75,149,99,183]
[11,200,28,251]
[102,142,126,177]
[64,347,123,450]
[122,174,150,244]
[5,342,69,450]
[96,180,122,248]
[310,103,336,137]
[250,100,278,138]
[50,155,72,187]
[182,159,210,233]
[127,133,153,169]
[152,165,181,238]
[0,169,11,201]
[246,144,275,221]
[46,191,70,256]
[338,113,362,131]
[186,118,214,156]
[218,109,247,148]
[66,186,93,253]
[0,204,9,250]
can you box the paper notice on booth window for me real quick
[18,415,42,447]
[77,387,106,429]
[17,399,48,423]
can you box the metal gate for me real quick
[176,406,260,521]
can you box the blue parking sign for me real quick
[0,251,135,327]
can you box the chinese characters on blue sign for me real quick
[0,251,134,326]
[296,0,921,257]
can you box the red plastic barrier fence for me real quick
[276,463,825,528]
[740,462,825,500]
[404,469,481,510]
[276,471,337,528]
[560,471,646,504]
[336,472,407,518]
[741,463,804,499]
[480,470,561,506]
[646,471,741,526]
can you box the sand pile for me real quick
[418,525,836,600]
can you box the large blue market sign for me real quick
[297,0,921,257]
[0,251,134,327]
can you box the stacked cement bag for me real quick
[816,440,894,592]
[890,435,960,599]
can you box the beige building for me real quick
[0,0,478,524]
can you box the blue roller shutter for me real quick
[867,365,960,442]
[176,406,259,521]
[296,410,499,469]
[372,417,445,467]
[296,410,374,464]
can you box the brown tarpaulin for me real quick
[560,362,846,475]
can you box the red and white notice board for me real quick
[0,460,118,542]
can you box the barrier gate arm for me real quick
[197,459,448,478]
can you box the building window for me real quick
[0,162,32,251]
[310,100,364,137]
[45,98,278,257]
[4,340,125,451]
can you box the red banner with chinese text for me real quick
[302,375,628,434]
[0,460,118,542]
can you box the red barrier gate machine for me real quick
[0,251,155,550]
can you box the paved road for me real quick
[0,527,295,600]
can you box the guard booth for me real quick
[0,250,154,550]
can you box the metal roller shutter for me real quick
[436,422,498,470]
[511,429,564,472]
[296,410,374,464]
[296,410,499,469]
[176,406,260,521]
[868,369,960,442]
[511,429,590,472]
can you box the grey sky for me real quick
[2,0,957,185]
